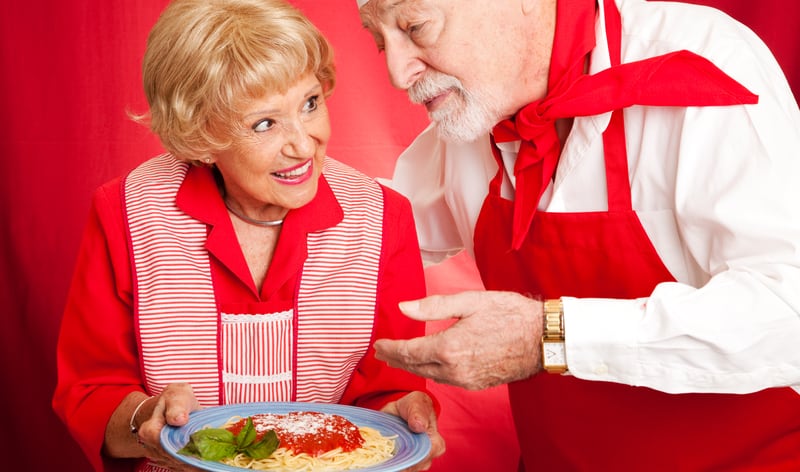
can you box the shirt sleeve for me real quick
[390,124,481,265]
[564,17,800,394]
[52,179,144,471]
[339,185,437,410]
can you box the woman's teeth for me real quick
[274,161,311,179]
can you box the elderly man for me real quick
[358,0,800,470]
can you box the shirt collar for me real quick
[176,163,343,233]
[175,162,344,298]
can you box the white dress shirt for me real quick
[390,0,800,395]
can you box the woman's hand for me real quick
[105,383,202,470]
[380,391,445,471]
[135,383,202,470]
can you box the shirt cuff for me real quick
[562,296,648,383]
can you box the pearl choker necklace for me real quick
[224,200,284,227]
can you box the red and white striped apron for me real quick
[124,154,384,471]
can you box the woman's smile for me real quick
[273,159,313,185]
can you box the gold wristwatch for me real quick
[541,299,568,374]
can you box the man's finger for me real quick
[374,338,448,379]
[400,291,490,322]
[373,335,444,366]
[398,298,453,321]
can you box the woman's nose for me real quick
[282,121,315,157]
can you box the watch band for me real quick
[541,299,568,374]
[543,299,564,340]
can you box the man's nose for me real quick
[384,38,425,90]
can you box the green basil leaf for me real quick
[192,428,236,443]
[186,428,237,461]
[244,430,280,460]
[195,439,237,461]
[236,417,257,449]
[177,440,199,457]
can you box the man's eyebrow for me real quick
[382,0,408,12]
[362,0,408,27]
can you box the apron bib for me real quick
[125,156,384,472]
[473,6,800,466]
[475,111,800,470]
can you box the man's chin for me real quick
[433,121,490,144]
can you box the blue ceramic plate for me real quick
[161,401,431,471]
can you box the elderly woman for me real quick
[52,0,443,470]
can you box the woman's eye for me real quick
[303,95,319,113]
[252,119,274,133]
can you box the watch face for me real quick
[543,340,566,367]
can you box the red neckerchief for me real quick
[493,0,758,250]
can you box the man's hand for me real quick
[374,290,543,390]
[381,391,445,471]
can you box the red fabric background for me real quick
[0,1,796,470]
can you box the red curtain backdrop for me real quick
[0,1,796,470]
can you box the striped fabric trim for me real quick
[295,159,383,403]
[138,463,170,472]
[125,155,221,406]
[222,371,293,384]
[221,307,294,404]
[125,155,384,410]
[221,310,293,403]
[221,310,293,323]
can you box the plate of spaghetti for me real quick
[161,401,431,471]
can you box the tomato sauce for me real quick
[228,411,365,456]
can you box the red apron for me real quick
[472,31,800,472]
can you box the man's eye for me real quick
[408,22,426,37]
[370,33,385,53]
[304,95,320,113]
[252,119,274,133]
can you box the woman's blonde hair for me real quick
[137,0,336,162]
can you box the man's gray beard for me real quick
[409,73,499,143]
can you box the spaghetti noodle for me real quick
[220,411,396,470]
